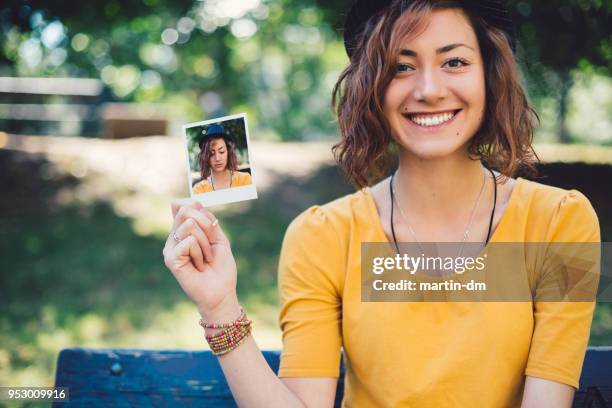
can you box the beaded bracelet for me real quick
[205,316,250,340]
[211,327,252,356]
[199,308,253,355]
[198,307,248,329]
[206,323,252,356]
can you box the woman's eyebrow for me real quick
[399,43,475,57]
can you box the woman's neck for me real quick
[395,149,488,225]
[211,169,231,187]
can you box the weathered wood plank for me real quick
[53,348,345,407]
[573,347,612,408]
[54,347,611,407]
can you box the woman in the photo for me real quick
[192,124,252,194]
[163,1,599,406]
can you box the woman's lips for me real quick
[403,109,461,131]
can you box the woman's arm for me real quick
[522,190,599,408]
[163,199,337,407]
[202,297,338,408]
[521,376,574,408]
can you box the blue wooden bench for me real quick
[53,347,612,407]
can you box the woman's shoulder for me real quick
[517,177,594,213]
[286,188,371,239]
[233,170,252,184]
[192,179,212,194]
[281,189,370,283]
[515,177,599,241]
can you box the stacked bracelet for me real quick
[206,323,252,356]
[198,307,248,329]
[198,307,253,356]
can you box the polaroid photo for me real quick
[182,113,258,207]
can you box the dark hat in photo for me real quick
[204,124,226,137]
[198,124,235,147]
[343,0,516,59]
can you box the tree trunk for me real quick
[557,69,572,144]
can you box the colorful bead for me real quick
[198,307,253,356]
[198,307,249,329]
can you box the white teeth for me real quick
[408,111,456,127]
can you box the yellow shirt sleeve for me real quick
[232,171,252,187]
[525,190,600,389]
[192,179,212,194]
[277,205,344,378]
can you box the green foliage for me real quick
[0,0,344,140]
[509,0,611,72]
[1,142,612,389]
[0,1,610,142]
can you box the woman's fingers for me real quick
[197,207,230,245]
[170,199,226,244]
[171,198,203,219]
[174,217,214,264]
[186,235,205,272]
[174,206,221,249]
[166,198,230,266]
[165,235,205,273]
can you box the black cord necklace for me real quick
[389,165,497,254]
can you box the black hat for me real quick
[343,0,516,59]
[204,124,225,137]
[198,124,234,146]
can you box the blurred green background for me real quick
[0,0,611,402]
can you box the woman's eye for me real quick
[444,57,469,69]
[396,63,413,73]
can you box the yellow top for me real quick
[277,177,600,408]
[192,170,252,194]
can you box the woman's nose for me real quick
[413,67,447,103]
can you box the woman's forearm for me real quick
[520,376,574,408]
[216,336,306,408]
[198,297,307,408]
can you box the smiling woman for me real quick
[385,12,489,161]
[163,1,600,407]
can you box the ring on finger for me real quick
[172,231,181,243]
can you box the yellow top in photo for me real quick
[192,170,252,194]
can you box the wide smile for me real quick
[403,109,461,130]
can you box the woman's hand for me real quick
[162,199,238,318]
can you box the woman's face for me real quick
[383,8,486,159]
[208,137,228,172]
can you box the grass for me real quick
[0,147,610,404]
[0,148,356,395]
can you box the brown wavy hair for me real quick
[198,135,239,180]
[332,0,539,188]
